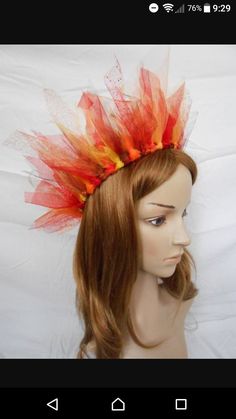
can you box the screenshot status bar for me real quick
[148,3,232,14]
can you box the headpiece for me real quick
[10,59,194,232]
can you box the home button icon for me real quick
[111,397,125,411]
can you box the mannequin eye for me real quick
[148,217,166,227]
[147,208,188,227]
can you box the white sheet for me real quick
[0,45,236,358]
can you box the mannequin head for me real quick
[73,148,198,359]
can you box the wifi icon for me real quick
[163,3,174,12]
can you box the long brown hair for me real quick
[73,148,198,358]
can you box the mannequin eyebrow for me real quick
[147,203,175,209]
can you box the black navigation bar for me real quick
[0,388,235,417]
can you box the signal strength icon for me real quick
[163,3,174,12]
[175,4,185,13]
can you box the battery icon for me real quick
[203,3,211,12]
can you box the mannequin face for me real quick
[136,164,192,278]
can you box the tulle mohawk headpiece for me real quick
[11,59,195,232]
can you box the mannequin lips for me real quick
[167,253,183,259]
[164,253,183,263]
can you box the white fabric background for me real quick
[0,45,235,358]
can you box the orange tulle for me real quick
[20,58,193,232]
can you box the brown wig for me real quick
[73,148,198,358]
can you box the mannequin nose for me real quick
[172,223,191,247]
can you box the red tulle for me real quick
[20,58,192,232]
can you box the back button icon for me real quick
[46,398,59,411]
